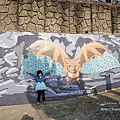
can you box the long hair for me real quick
[37,70,43,76]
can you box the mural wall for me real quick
[0,31,120,106]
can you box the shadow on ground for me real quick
[22,114,34,120]
[26,88,120,120]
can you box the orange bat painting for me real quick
[26,40,107,85]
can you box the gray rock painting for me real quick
[0,31,120,105]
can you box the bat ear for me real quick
[64,58,70,64]
[76,58,81,64]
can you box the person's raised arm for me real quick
[44,71,50,76]
[26,72,37,78]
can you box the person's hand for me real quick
[50,69,52,73]
[26,72,30,74]
[50,64,54,73]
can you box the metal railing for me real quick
[71,0,120,4]
[97,0,120,4]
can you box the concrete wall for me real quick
[0,31,120,106]
[0,0,120,34]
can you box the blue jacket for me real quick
[29,71,50,83]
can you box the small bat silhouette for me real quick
[26,40,107,85]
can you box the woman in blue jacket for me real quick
[26,69,52,106]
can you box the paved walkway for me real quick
[0,88,120,120]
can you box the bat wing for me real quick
[75,42,108,68]
[26,40,69,67]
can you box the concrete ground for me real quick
[0,88,120,120]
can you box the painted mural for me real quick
[0,31,120,106]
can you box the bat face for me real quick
[64,58,81,74]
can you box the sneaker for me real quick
[36,102,40,106]
[43,101,46,105]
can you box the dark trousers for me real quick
[37,90,45,102]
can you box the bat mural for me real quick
[0,31,120,106]
[26,41,108,85]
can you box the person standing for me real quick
[26,68,52,106]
